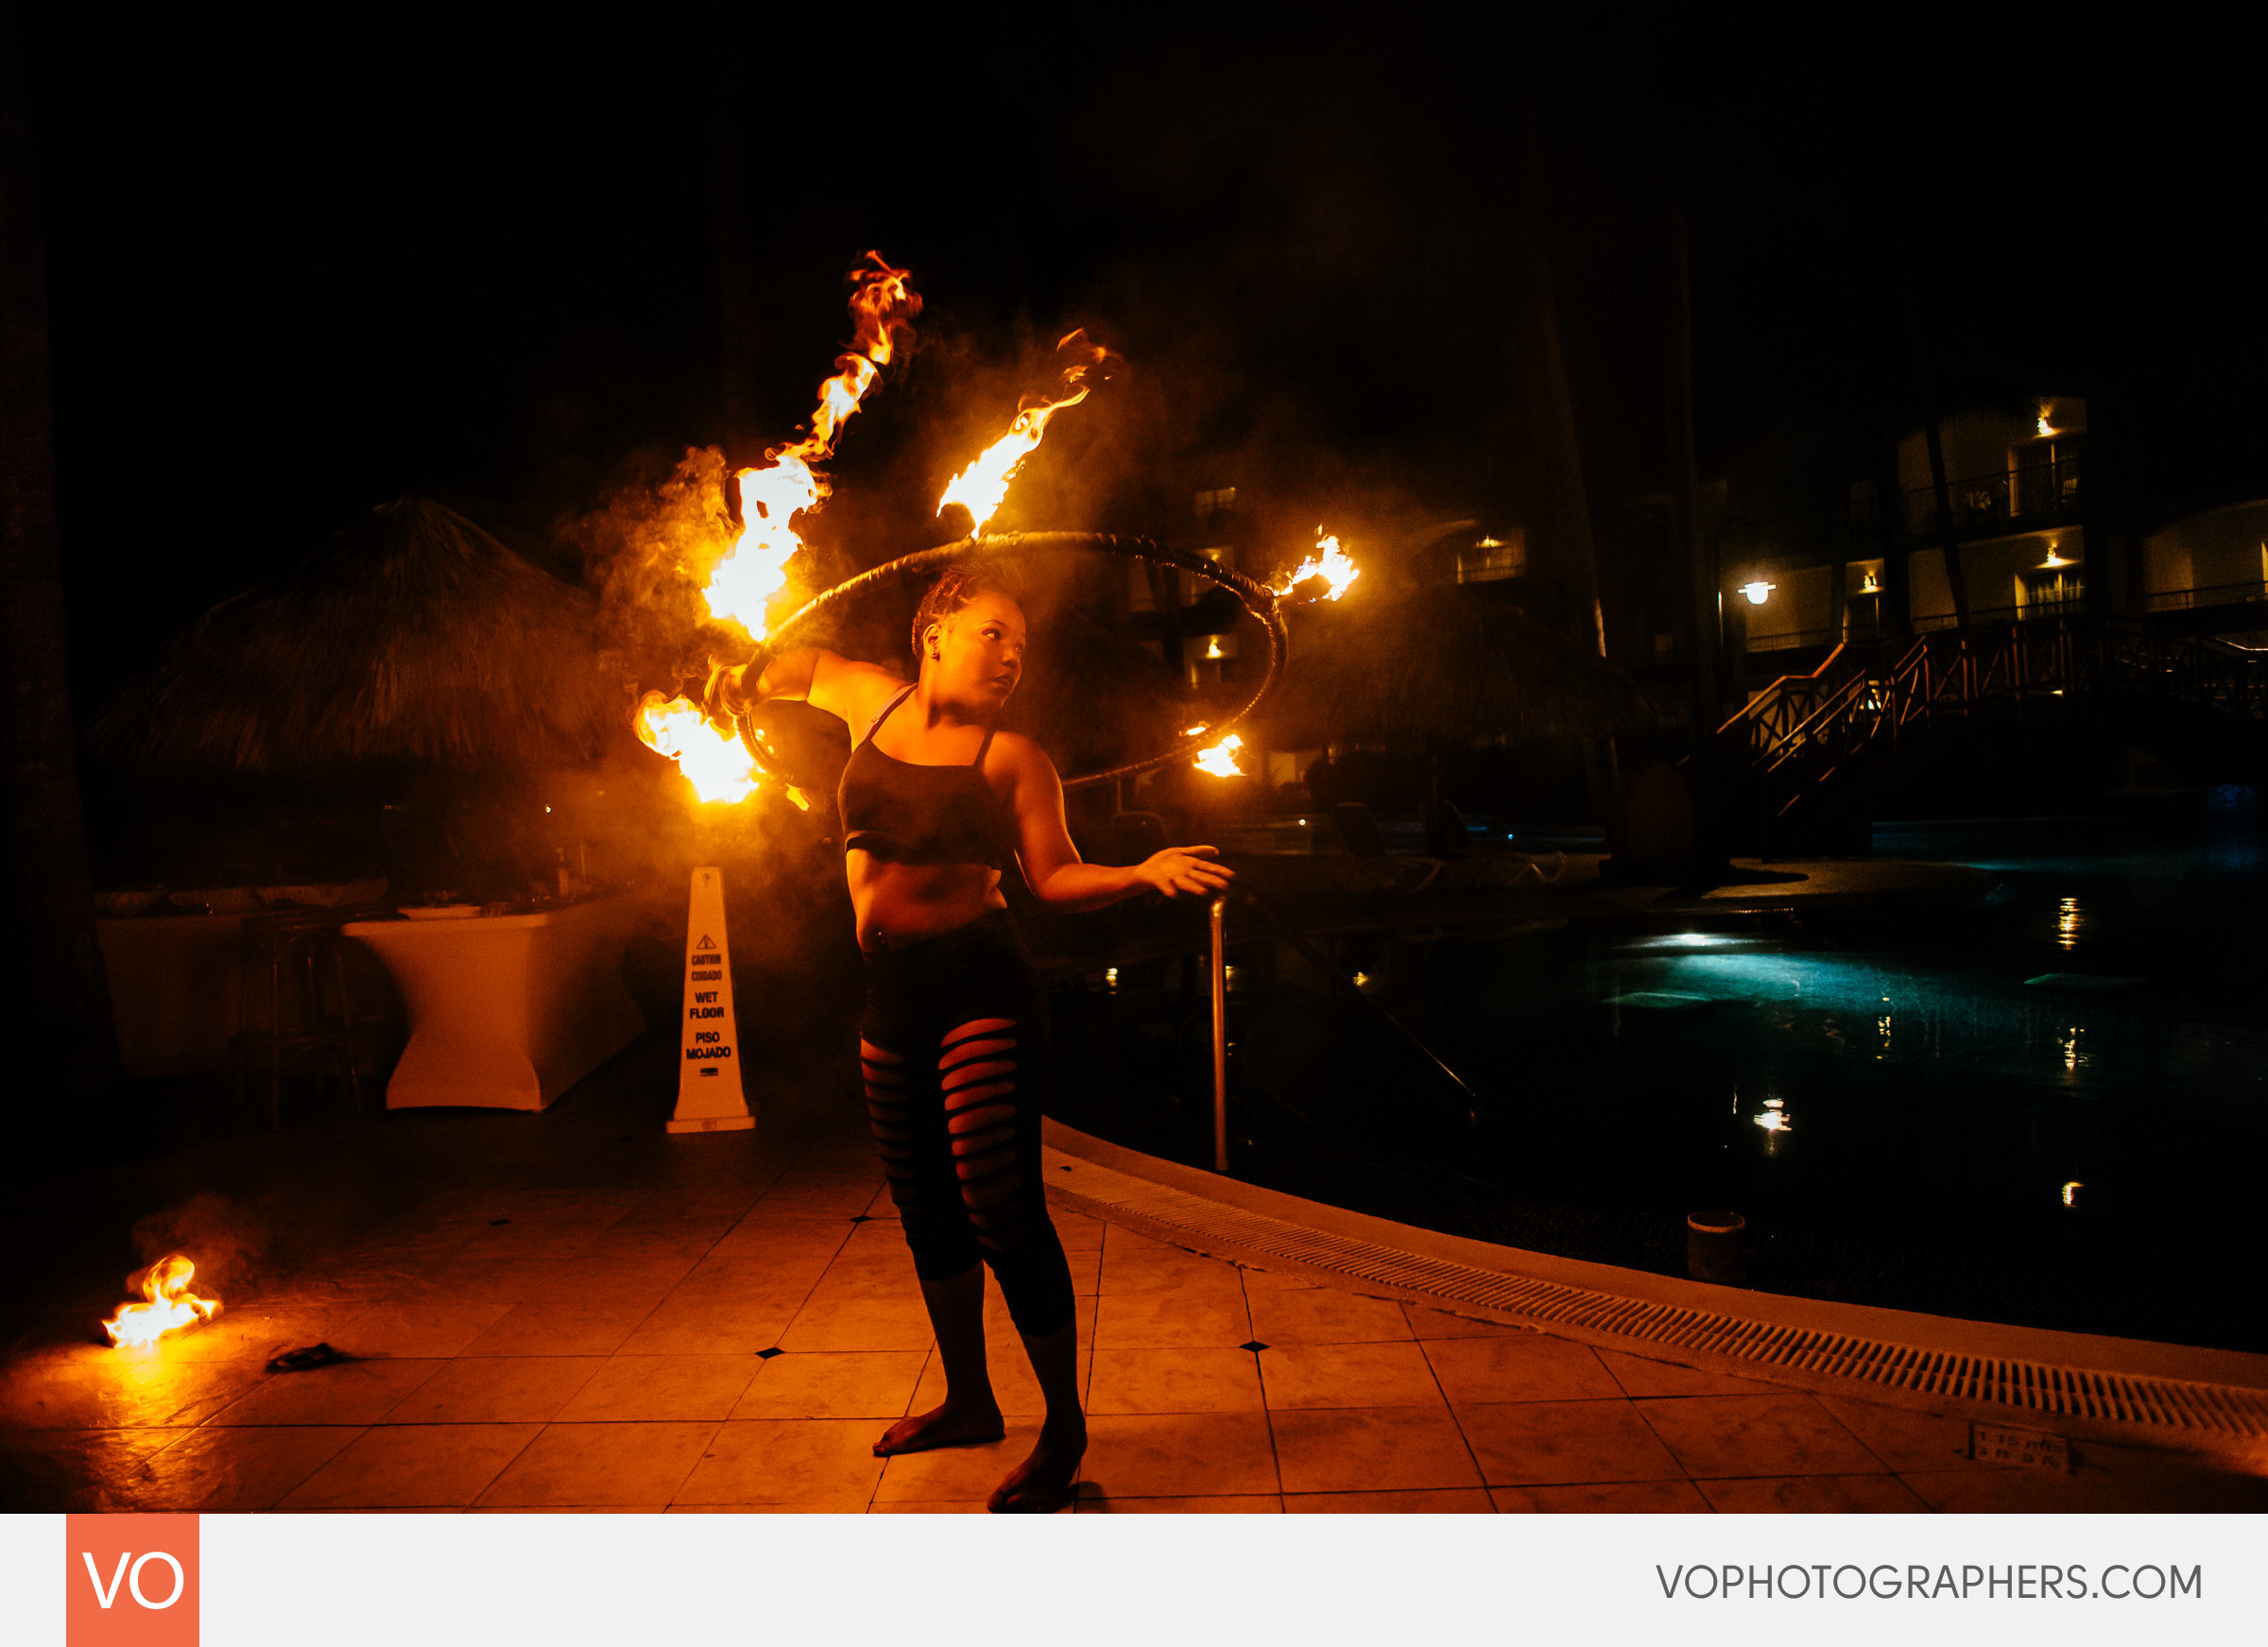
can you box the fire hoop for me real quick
[759,532,1289,791]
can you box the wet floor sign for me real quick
[668,866,754,1133]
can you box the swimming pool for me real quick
[1053,796,2268,1352]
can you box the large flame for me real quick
[1192,729,1246,778]
[1272,528,1359,603]
[937,330,1113,535]
[705,253,919,641]
[705,462,820,642]
[104,1254,220,1350]
[635,692,761,805]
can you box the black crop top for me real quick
[837,686,1019,869]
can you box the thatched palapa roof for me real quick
[93,496,622,773]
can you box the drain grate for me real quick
[1051,1155,2268,1439]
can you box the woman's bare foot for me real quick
[987,1419,1086,1513]
[873,1398,1005,1457]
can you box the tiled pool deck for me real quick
[5,1045,2262,1515]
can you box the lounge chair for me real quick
[1331,801,1443,893]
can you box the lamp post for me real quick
[1684,516,1759,872]
[1706,518,1762,712]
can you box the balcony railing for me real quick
[1911,589,2086,631]
[2145,580,2268,612]
[1747,626,1838,652]
[1904,455,2083,539]
[1744,606,1950,652]
[1744,607,1910,653]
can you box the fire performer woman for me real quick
[707,567,1233,1512]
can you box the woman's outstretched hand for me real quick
[1136,845,1236,900]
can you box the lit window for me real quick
[1454,530,1526,583]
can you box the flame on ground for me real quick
[1272,528,1360,602]
[938,330,1113,535]
[104,1255,220,1349]
[705,253,920,641]
[635,692,761,805]
[1194,731,1246,778]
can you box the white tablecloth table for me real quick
[343,894,646,1111]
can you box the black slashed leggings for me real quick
[857,912,1074,1338]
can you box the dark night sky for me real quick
[20,10,2267,707]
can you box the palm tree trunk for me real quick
[1518,104,1608,663]
[1869,422,1913,635]
[1667,214,1719,732]
[1515,94,1620,828]
[1923,419,1971,626]
[1,16,118,1128]
[1667,214,1734,879]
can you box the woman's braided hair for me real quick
[910,565,1022,661]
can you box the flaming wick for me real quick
[938,330,1113,535]
[1194,731,1246,778]
[1271,529,1359,603]
[635,691,761,805]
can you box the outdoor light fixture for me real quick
[2061,1180,2083,1207]
[1741,580,1775,605]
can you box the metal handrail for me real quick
[1209,895,1229,1172]
[1205,887,1485,1160]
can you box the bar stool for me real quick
[229,911,369,1129]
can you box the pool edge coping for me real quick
[1042,1118,2268,1463]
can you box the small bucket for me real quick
[1686,1210,1748,1285]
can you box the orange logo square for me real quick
[66,1514,198,1646]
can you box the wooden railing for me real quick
[1717,619,2268,818]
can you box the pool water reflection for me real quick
[1064,806,2268,1352]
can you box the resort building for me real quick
[1727,396,2268,666]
